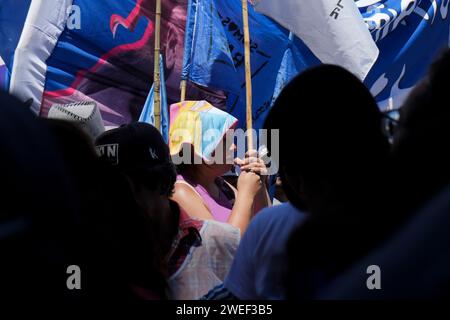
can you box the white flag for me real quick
[254,0,379,80]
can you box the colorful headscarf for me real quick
[169,101,238,162]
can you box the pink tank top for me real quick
[176,175,234,223]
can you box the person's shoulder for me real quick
[238,203,306,247]
[253,202,307,227]
[173,181,200,201]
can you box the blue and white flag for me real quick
[183,0,450,129]
[182,0,319,130]
[361,0,450,110]
[4,0,189,127]
[139,54,170,143]
[4,0,449,130]
[254,0,380,81]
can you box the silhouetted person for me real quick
[264,65,392,299]
[42,119,168,299]
[320,50,450,299]
[393,49,450,217]
[0,92,75,300]
[95,123,240,299]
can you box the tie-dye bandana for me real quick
[169,101,238,163]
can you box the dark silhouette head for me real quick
[264,65,393,299]
[265,64,390,215]
[95,123,179,281]
[393,49,450,215]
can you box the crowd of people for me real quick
[1,49,449,300]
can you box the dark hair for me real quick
[124,161,177,197]
[122,162,180,281]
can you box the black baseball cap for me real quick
[95,122,171,173]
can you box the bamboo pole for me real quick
[180,79,187,102]
[242,0,253,150]
[153,0,162,131]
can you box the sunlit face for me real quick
[218,132,237,163]
[208,132,237,175]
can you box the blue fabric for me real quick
[4,0,449,127]
[224,203,307,300]
[180,0,196,81]
[0,0,31,91]
[181,0,319,130]
[43,0,148,92]
[361,0,450,110]
[271,32,309,106]
[182,0,450,129]
[200,283,238,300]
[181,0,240,93]
[0,60,8,91]
[139,54,169,143]
[40,0,162,126]
[0,0,31,69]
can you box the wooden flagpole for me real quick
[153,0,162,131]
[180,79,187,102]
[242,0,254,150]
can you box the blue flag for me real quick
[361,0,450,110]
[0,56,9,91]
[0,0,31,92]
[0,0,31,68]
[271,33,310,105]
[181,0,239,94]
[139,54,169,143]
[182,0,319,130]
[183,0,450,127]
[6,0,189,125]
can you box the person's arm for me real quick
[171,183,214,220]
[237,151,272,215]
[224,178,270,213]
[253,183,271,215]
[227,171,261,234]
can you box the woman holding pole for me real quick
[169,101,270,235]
[170,1,265,235]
